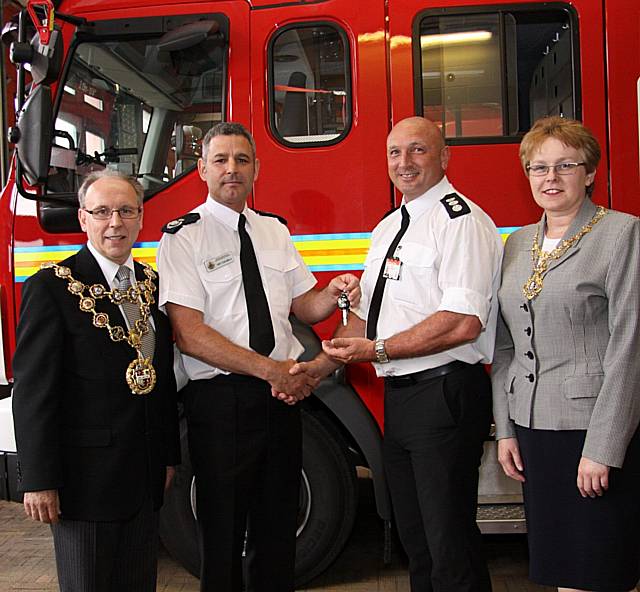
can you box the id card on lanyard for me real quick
[383,246,403,281]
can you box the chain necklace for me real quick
[522,206,607,300]
[42,261,158,395]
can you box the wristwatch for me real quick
[374,339,389,364]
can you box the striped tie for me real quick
[116,266,155,361]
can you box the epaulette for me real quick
[162,213,201,234]
[379,205,400,223]
[440,193,470,219]
[254,209,288,226]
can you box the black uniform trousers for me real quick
[184,374,302,592]
[383,363,493,592]
[51,497,159,592]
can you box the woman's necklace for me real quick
[42,261,158,395]
[522,206,607,300]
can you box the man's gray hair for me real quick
[201,122,257,160]
[77,170,144,208]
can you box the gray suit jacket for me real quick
[492,199,640,467]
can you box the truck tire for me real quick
[159,408,359,587]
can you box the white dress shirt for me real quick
[157,197,317,381]
[354,176,503,377]
[86,241,156,331]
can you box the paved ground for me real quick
[1,478,551,592]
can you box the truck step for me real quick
[477,504,527,534]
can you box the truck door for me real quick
[249,0,391,239]
[248,0,393,423]
[387,0,610,230]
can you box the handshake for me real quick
[268,272,370,405]
[268,357,329,405]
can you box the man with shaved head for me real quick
[290,117,503,590]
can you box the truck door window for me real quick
[269,23,351,146]
[47,15,227,201]
[418,5,577,141]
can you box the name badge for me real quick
[383,257,402,280]
[204,252,233,272]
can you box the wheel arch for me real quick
[291,316,391,522]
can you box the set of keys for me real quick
[337,291,350,326]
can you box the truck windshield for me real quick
[48,16,227,197]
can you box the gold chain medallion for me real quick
[126,353,157,395]
[43,261,158,395]
[522,206,607,300]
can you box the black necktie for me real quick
[366,205,410,340]
[238,214,275,356]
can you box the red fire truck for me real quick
[0,0,638,585]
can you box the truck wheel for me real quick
[295,410,359,585]
[159,408,359,586]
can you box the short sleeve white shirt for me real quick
[354,176,503,377]
[157,197,317,380]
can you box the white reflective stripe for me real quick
[0,397,16,453]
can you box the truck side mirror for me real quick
[9,84,53,185]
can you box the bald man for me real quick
[290,117,503,591]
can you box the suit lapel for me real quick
[543,199,598,273]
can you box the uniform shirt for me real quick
[354,176,503,377]
[157,197,317,381]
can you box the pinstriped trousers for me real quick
[50,497,159,592]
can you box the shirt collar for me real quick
[203,196,249,231]
[86,241,135,287]
[402,176,453,220]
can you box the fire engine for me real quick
[0,0,637,585]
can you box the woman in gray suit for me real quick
[492,116,640,592]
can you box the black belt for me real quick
[384,361,470,388]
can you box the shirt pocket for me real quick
[389,243,438,311]
[198,256,244,319]
[260,250,298,314]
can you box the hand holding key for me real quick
[325,273,361,313]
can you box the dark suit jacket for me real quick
[12,245,180,521]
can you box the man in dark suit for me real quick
[12,170,180,592]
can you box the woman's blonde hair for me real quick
[519,116,601,174]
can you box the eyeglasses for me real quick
[83,206,142,220]
[526,162,586,176]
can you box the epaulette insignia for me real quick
[440,193,470,219]
[162,213,201,234]
[254,209,288,226]
[380,206,400,223]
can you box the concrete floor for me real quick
[0,475,553,592]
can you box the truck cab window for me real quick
[47,15,227,200]
[418,5,577,141]
[270,23,351,146]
